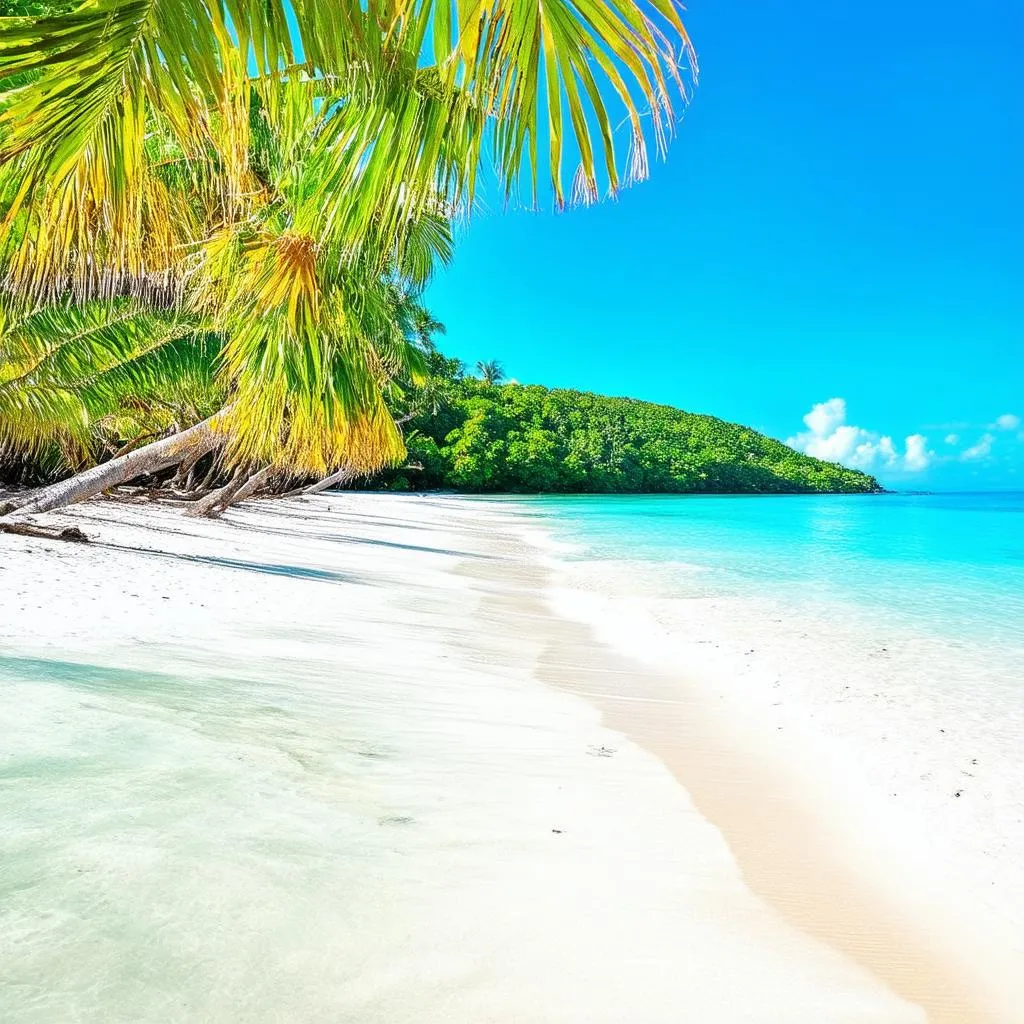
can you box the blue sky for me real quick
[426,0,1023,489]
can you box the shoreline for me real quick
[1,493,1019,1021]
[530,595,1013,1023]
[485,511,1023,1022]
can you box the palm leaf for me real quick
[0,297,211,464]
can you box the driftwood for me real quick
[226,466,276,507]
[0,522,90,543]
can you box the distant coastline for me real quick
[369,376,883,495]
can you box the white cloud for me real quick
[961,434,994,462]
[787,398,932,474]
[944,433,959,445]
[995,413,1020,431]
[803,397,846,438]
[904,434,930,472]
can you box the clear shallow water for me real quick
[528,492,1024,650]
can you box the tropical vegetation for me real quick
[0,0,697,521]
[374,358,882,493]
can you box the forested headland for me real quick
[372,357,881,494]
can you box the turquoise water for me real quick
[522,491,1024,925]
[528,492,1024,651]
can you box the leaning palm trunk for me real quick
[187,464,279,517]
[279,465,359,498]
[185,463,245,517]
[302,466,359,495]
[227,465,276,507]
[1,412,228,517]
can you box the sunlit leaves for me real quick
[0,299,217,465]
[0,0,695,480]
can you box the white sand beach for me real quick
[1,494,1021,1022]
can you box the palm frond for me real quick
[0,297,212,465]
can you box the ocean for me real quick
[529,492,1024,648]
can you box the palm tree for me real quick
[1,76,456,513]
[476,360,506,385]
[0,271,445,514]
[0,0,696,516]
[0,301,214,463]
[410,309,447,351]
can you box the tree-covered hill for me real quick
[376,367,880,495]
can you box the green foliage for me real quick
[380,374,881,494]
[0,298,221,471]
[0,0,73,18]
[0,283,443,481]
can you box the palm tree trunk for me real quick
[279,466,358,499]
[1,412,228,517]
[227,465,276,507]
[303,466,359,495]
[185,464,246,518]
[187,463,275,518]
